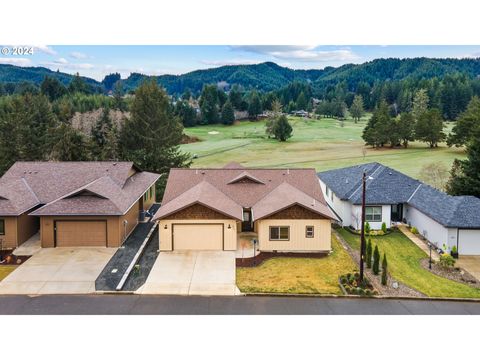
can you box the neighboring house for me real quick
[153,162,337,252]
[318,162,480,255]
[0,162,159,249]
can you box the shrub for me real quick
[365,222,371,234]
[381,222,387,232]
[439,253,456,268]
[451,245,458,253]
[411,227,418,234]
[366,238,372,268]
[372,245,380,275]
[381,253,388,286]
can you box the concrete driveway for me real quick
[457,256,480,282]
[139,251,238,296]
[0,248,116,295]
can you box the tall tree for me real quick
[396,112,415,148]
[295,91,308,111]
[272,115,293,142]
[199,84,220,124]
[446,129,480,197]
[220,100,235,125]
[91,107,118,160]
[174,100,197,127]
[412,89,429,121]
[415,109,445,147]
[50,122,91,161]
[112,81,127,111]
[68,72,90,94]
[350,95,365,123]
[40,76,67,101]
[119,80,191,195]
[248,91,262,119]
[447,96,480,147]
[362,101,392,148]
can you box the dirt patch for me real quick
[236,252,328,268]
[181,134,200,144]
[0,250,30,265]
[420,258,480,288]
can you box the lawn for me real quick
[0,266,17,281]
[337,228,480,298]
[236,234,357,294]
[182,115,464,179]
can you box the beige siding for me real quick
[16,212,40,246]
[0,217,17,249]
[159,219,237,251]
[143,185,156,210]
[120,200,140,244]
[257,219,331,252]
[56,221,107,247]
[172,224,223,250]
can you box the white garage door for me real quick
[458,229,480,255]
[173,224,223,250]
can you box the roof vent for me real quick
[113,162,117,166]
[389,172,392,175]
[201,171,205,175]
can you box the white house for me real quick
[318,162,480,256]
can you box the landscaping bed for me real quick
[339,272,377,296]
[236,251,328,268]
[0,250,30,265]
[419,258,480,289]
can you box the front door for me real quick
[242,209,253,232]
[391,204,403,222]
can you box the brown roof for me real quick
[0,162,160,216]
[0,178,39,216]
[154,166,336,221]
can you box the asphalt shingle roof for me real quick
[318,162,480,229]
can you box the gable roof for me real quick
[154,166,336,221]
[0,162,160,216]
[318,162,480,228]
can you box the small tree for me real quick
[365,222,371,234]
[350,95,364,123]
[366,238,373,269]
[221,100,235,125]
[381,253,388,285]
[272,115,293,142]
[372,245,380,275]
[381,222,387,233]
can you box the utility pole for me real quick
[359,171,367,282]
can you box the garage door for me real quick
[459,229,480,255]
[55,221,107,247]
[173,224,223,250]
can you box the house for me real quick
[318,162,480,255]
[0,162,159,249]
[153,162,337,252]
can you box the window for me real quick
[0,219,4,235]
[269,226,289,241]
[365,206,382,222]
[306,225,314,238]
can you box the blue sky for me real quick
[1,45,479,81]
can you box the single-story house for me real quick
[0,162,159,249]
[318,162,480,255]
[153,162,337,252]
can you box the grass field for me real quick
[182,115,465,179]
[236,234,357,294]
[337,228,480,298]
[0,266,16,281]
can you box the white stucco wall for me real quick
[319,180,352,227]
[351,204,391,230]
[404,205,449,250]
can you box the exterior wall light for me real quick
[228,224,231,229]
[164,224,168,229]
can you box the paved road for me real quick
[1,295,480,314]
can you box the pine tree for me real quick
[296,91,308,111]
[362,101,392,148]
[366,238,373,269]
[372,245,380,275]
[272,115,293,142]
[221,100,235,125]
[447,96,480,147]
[396,112,415,148]
[199,84,219,124]
[91,107,119,160]
[119,80,191,196]
[412,89,429,121]
[415,109,445,147]
[350,95,364,123]
[51,122,91,161]
[248,91,262,119]
[381,253,388,285]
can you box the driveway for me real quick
[0,248,116,295]
[457,256,480,282]
[139,251,238,296]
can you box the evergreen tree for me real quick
[296,91,308,111]
[350,95,364,123]
[102,73,121,92]
[415,109,445,147]
[447,96,480,147]
[112,81,126,111]
[248,91,262,119]
[396,112,415,148]
[272,115,293,141]
[372,245,380,275]
[119,80,191,196]
[51,122,91,161]
[265,100,282,137]
[221,100,235,125]
[362,101,392,148]
[199,84,219,124]
[446,128,480,197]
[412,89,429,121]
[366,238,372,269]
[91,107,119,160]
[381,253,388,286]
[40,76,67,101]
[175,100,197,127]
[228,85,243,110]
[68,72,90,94]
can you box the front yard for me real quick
[0,266,17,281]
[337,228,480,298]
[236,234,356,294]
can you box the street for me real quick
[1,295,480,315]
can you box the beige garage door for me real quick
[173,224,223,250]
[55,221,107,247]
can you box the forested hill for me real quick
[1,57,480,95]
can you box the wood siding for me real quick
[120,200,140,244]
[0,217,17,249]
[16,212,40,246]
[163,203,231,220]
[159,219,237,251]
[263,204,329,220]
[143,185,156,210]
[257,219,331,252]
[55,221,107,247]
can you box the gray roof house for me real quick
[318,162,480,255]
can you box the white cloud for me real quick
[33,45,57,55]
[200,58,261,66]
[69,51,88,59]
[231,45,359,63]
[42,58,95,71]
[0,57,32,66]
[54,57,69,64]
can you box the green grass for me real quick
[182,115,465,179]
[0,265,17,281]
[236,234,357,294]
[337,228,480,298]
